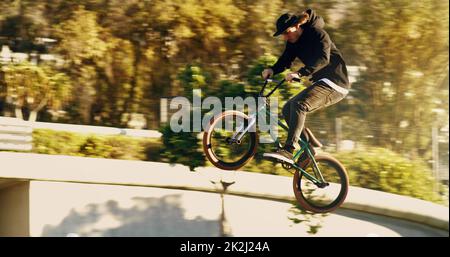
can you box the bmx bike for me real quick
[202,78,349,213]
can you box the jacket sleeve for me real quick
[298,28,331,76]
[270,44,296,75]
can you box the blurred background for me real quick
[0,0,448,206]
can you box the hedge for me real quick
[29,129,447,204]
[334,147,447,204]
[32,129,161,161]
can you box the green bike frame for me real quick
[231,79,327,186]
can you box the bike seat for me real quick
[304,128,323,148]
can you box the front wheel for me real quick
[293,154,349,213]
[203,110,258,170]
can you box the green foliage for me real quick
[159,124,205,171]
[335,147,447,204]
[92,37,137,126]
[216,80,246,100]
[32,129,86,155]
[30,129,448,204]
[1,0,448,139]
[32,129,158,161]
[51,6,108,123]
[78,136,148,160]
[1,1,448,193]
[53,6,107,65]
[334,0,449,157]
[0,62,72,121]
[144,141,163,162]
[177,65,212,100]
[245,54,306,115]
[246,54,280,89]
[78,137,113,158]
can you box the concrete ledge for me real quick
[0,117,161,138]
[0,152,448,231]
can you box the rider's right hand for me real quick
[262,68,274,80]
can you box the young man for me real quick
[262,9,350,166]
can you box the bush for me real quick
[78,137,114,158]
[159,124,205,171]
[334,147,447,204]
[144,141,163,162]
[31,129,447,205]
[32,129,160,161]
[32,129,86,155]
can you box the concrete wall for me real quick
[28,181,224,237]
[0,117,161,138]
[0,181,29,236]
[1,180,447,237]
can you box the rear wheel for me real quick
[293,154,349,213]
[203,111,258,170]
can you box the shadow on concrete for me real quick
[42,194,221,237]
[288,202,329,235]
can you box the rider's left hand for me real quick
[286,72,301,82]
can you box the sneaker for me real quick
[263,148,294,164]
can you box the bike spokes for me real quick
[298,158,345,209]
[210,115,252,163]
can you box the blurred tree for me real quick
[95,0,155,126]
[0,62,72,121]
[0,0,447,163]
[177,65,213,100]
[333,0,449,158]
[91,37,135,126]
[53,5,108,124]
[229,0,283,77]
[0,0,50,52]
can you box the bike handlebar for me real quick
[259,77,301,97]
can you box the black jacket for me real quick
[270,9,350,88]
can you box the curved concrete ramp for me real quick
[17,181,449,237]
[0,152,448,237]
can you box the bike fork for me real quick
[293,160,329,188]
[232,114,257,141]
